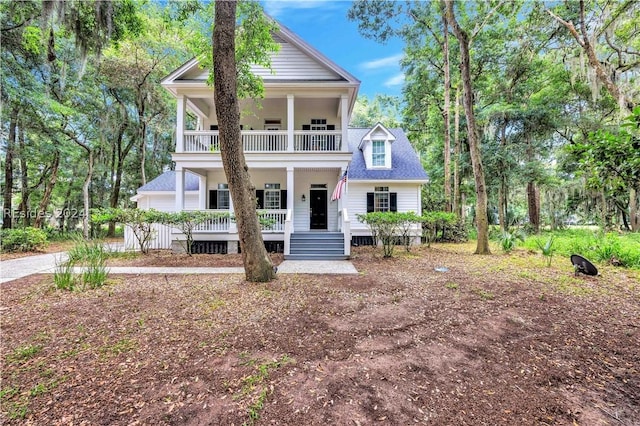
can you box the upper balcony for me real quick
[181,130,344,153]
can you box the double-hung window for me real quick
[372,140,385,167]
[264,183,281,209]
[374,186,389,212]
[209,183,230,210]
[217,184,230,209]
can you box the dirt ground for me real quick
[1,244,639,425]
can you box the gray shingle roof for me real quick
[347,128,428,181]
[137,128,427,192]
[137,171,199,192]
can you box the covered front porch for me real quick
[173,166,351,258]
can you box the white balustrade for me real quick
[259,210,286,232]
[180,130,342,153]
[294,131,342,151]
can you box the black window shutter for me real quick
[209,190,217,209]
[210,125,218,130]
[327,124,335,130]
[366,192,374,213]
[280,190,287,209]
[256,190,264,209]
[390,193,398,212]
[302,124,311,130]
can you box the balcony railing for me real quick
[182,130,343,153]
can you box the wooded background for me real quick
[2,0,639,238]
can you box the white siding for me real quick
[146,193,198,212]
[188,43,341,82]
[347,182,422,234]
[293,169,341,232]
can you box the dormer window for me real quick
[372,140,385,167]
[359,123,396,170]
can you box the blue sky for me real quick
[261,0,406,99]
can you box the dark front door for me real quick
[310,189,327,230]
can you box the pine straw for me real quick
[1,244,638,425]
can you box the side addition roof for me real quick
[137,171,199,192]
[347,128,428,182]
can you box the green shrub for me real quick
[54,258,77,291]
[55,240,110,291]
[498,229,526,253]
[422,211,460,245]
[534,236,556,267]
[0,227,47,252]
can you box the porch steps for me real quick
[286,232,348,260]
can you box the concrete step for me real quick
[285,254,349,261]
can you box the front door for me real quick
[310,189,327,230]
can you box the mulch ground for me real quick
[1,243,639,425]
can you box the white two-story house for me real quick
[130,20,428,259]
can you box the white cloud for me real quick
[359,54,404,71]
[384,73,405,87]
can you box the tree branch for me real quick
[545,7,585,47]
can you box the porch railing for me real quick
[259,210,286,232]
[173,209,286,233]
[181,130,343,153]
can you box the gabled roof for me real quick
[347,128,428,181]
[161,19,360,88]
[358,122,397,150]
[137,171,200,192]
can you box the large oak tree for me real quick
[213,0,275,282]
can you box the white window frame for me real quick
[374,186,390,212]
[372,140,386,167]
[264,183,281,210]
[217,183,230,210]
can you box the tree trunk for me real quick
[499,121,508,233]
[631,187,639,232]
[525,134,540,233]
[33,150,60,228]
[82,150,94,239]
[442,8,452,212]
[527,182,540,233]
[18,125,31,226]
[453,85,461,218]
[2,107,18,229]
[445,1,490,254]
[136,93,148,188]
[213,0,275,282]
[108,120,130,237]
[498,182,506,233]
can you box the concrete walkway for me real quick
[0,252,68,284]
[1,252,358,284]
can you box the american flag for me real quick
[331,169,348,201]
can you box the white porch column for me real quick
[228,191,237,233]
[176,95,186,152]
[287,94,294,152]
[175,168,185,211]
[287,166,294,215]
[198,175,207,209]
[340,94,349,152]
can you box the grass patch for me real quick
[233,354,293,425]
[474,288,495,301]
[98,338,137,357]
[7,344,42,363]
[521,229,640,269]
